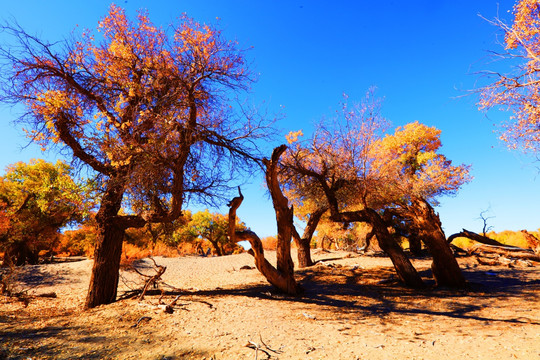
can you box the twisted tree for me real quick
[229,146,299,295]
[0,5,269,308]
[282,92,471,288]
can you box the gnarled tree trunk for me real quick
[409,198,466,288]
[228,146,299,295]
[208,238,223,256]
[331,209,425,288]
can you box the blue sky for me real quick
[1,0,538,238]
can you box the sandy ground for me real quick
[0,250,539,360]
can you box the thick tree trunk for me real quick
[85,175,127,309]
[208,239,223,256]
[237,230,299,292]
[410,199,466,288]
[292,207,327,268]
[84,221,125,308]
[296,238,314,268]
[363,209,425,288]
[263,146,299,294]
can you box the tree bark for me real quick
[296,238,313,268]
[85,221,125,308]
[292,207,327,268]
[263,146,299,294]
[237,230,300,292]
[409,198,466,288]
[228,145,299,295]
[208,238,223,256]
[85,174,127,309]
[331,209,425,288]
[362,209,425,288]
[447,229,509,247]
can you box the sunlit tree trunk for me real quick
[296,238,313,268]
[409,198,466,288]
[229,146,299,295]
[292,207,327,268]
[85,175,126,309]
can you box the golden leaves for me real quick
[480,0,540,153]
[286,130,304,144]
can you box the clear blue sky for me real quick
[1,0,538,238]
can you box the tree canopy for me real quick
[0,5,270,307]
[0,159,89,265]
[479,0,540,153]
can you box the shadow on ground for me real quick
[177,263,540,326]
[0,322,213,360]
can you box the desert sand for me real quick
[1,250,539,359]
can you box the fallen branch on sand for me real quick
[447,229,540,266]
[245,335,284,359]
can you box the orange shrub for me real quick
[261,236,277,250]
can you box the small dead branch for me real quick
[131,316,152,328]
[245,335,283,360]
[127,257,167,301]
[138,268,165,300]
[259,334,284,355]
[246,341,271,360]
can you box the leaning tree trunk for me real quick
[330,209,425,288]
[410,198,466,288]
[228,145,299,295]
[292,207,327,268]
[85,175,127,309]
[447,229,508,247]
[362,209,425,288]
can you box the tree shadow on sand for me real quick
[181,264,540,326]
[0,322,213,360]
